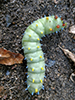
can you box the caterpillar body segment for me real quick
[22,15,66,95]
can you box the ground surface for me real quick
[0,0,75,100]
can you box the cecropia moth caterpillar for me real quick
[22,15,67,95]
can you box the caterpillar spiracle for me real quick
[22,15,67,95]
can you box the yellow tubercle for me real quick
[30,58,33,61]
[32,79,34,83]
[32,68,34,71]
[36,24,38,26]
[65,22,67,28]
[41,32,43,34]
[37,46,40,48]
[41,67,44,70]
[61,21,63,23]
[40,56,42,58]
[35,88,38,93]
[49,28,52,31]
[29,35,31,37]
[46,17,49,20]
[28,47,30,50]
[40,79,42,83]
[37,38,40,41]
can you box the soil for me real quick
[0,0,75,100]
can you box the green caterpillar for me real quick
[22,15,67,95]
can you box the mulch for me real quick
[0,0,75,100]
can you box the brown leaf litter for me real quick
[70,72,75,83]
[59,45,75,66]
[0,48,24,65]
[59,45,75,83]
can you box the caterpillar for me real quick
[22,15,67,95]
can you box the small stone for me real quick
[69,25,75,34]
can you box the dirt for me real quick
[0,0,75,100]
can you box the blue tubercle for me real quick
[44,76,46,78]
[44,15,46,17]
[45,64,47,66]
[22,32,26,35]
[41,44,43,46]
[42,85,44,90]
[27,75,29,78]
[43,53,45,55]
[24,58,26,60]
[22,47,24,49]
[27,85,30,88]
[62,28,64,30]
[26,66,28,68]
[56,31,58,33]
[37,92,39,95]
[43,35,45,37]
[33,21,35,23]
[22,33,24,35]
[40,39,42,41]
[25,88,28,91]
[36,92,39,95]
[25,81,27,83]
[31,92,34,95]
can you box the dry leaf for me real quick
[69,25,75,34]
[70,72,75,83]
[0,48,24,65]
[58,46,75,65]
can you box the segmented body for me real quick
[22,15,66,95]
